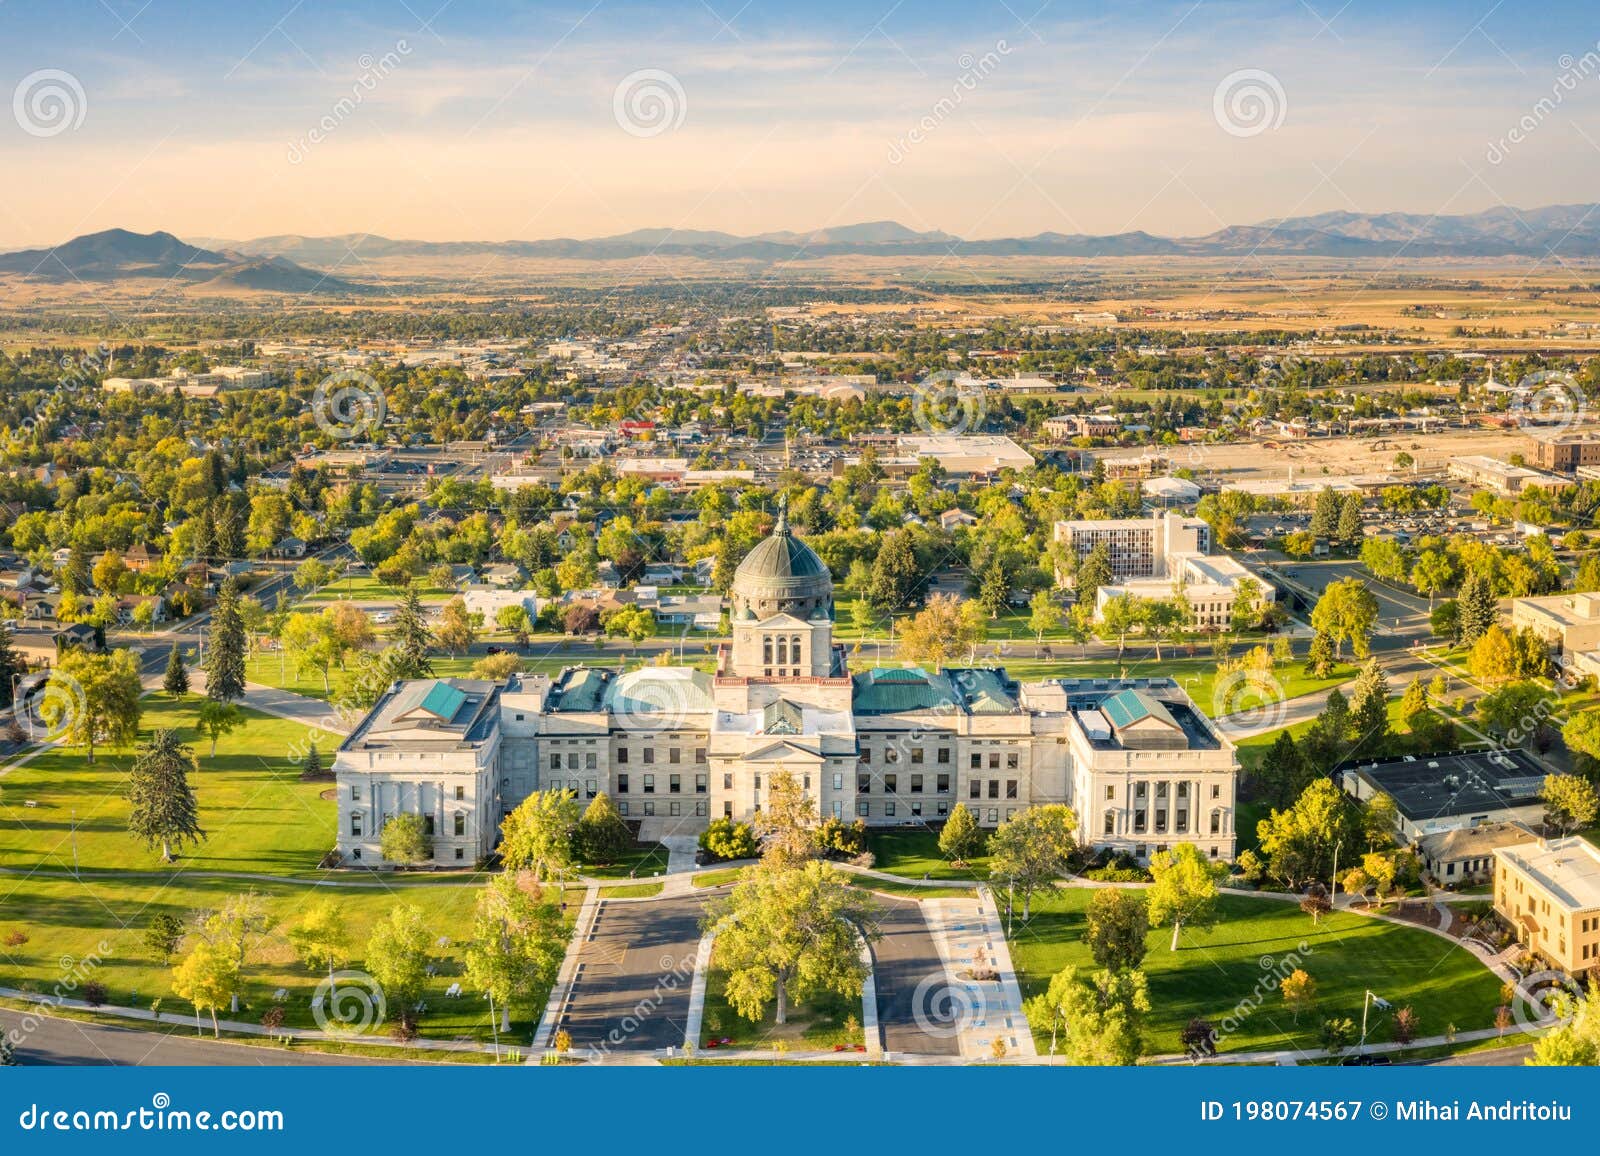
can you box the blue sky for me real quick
[2,0,1599,245]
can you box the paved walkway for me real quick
[918,888,1036,1061]
[163,671,353,735]
[660,835,698,875]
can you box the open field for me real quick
[1007,889,1504,1057]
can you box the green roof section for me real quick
[1101,689,1178,731]
[949,668,1019,714]
[851,667,958,714]
[553,667,611,712]
[416,681,466,722]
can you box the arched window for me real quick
[763,636,772,663]
[791,635,802,666]
[776,636,788,664]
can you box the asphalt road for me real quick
[557,894,703,1055]
[0,1008,411,1066]
[1272,559,1434,648]
[869,896,961,1057]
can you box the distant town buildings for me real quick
[1494,836,1600,975]
[1447,454,1567,496]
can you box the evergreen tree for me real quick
[1457,571,1498,646]
[1309,487,1340,540]
[978,561,1010,618]
[1075,542,1113,604]
[162,642,189,697]
[127,729,206,862]
[867,530,920,614]
[303,743,323,779]
[575,792,632,865]
[62,540,92,595]
[1256,730,1308,809]
[1304,631,1336,678]
[1347,657,1390,754]
[1301,687,1351,772]
[388,586,435,680]
[204,578,247,703]
[938,802,984,864]
[1336,493,1363,544]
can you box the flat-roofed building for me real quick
[1534,433,1600,473]
[1447,454,1568,496]
[1494,837,1600,975]
[1511,591,1600,655]
[1339,749,1548,844]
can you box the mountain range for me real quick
[3,205,1598,293]
[193,205,1600,263]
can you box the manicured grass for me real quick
[598,882,664,899]
[1007,889,1503,1057]
[0,697,334,877]
[866,828,989,881]
[848,878,974,900]
[579,842,669,880]
[699,953,864,1052]
[299,575,452,603]
[0,873,567,1046]
[691,868,747,888]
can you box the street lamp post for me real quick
[1359,989,1391,1055]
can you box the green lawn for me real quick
[299,575,452,603]
[1007,889,1503,1057]
[866,828,989,881]
[579,842,669,880]
[691,867,747,888]
[0,698,334,877]
[0,873,565,1046]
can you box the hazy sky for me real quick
[3,0,1600,246]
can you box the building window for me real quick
[586,779,598,799]
[549,754,561,770]
[643,774,655,793]
[937,774,950,794]
[856,801,869,817]
[970,753,981,769]
[988,753,999,769]
[1104,785,1115,800]
[670,748,681,765]
[670,801,682,817]
[1211,784,1221,799]
[937,801,948,817]
[885,774,897,794]
[986,808,998,824]
[643,748,655,765]
[423,815,435,836]
[1104,811,1115,835]
[1006,753,1019,770]
[670,774,682,794]
[988,780,999,799]
[567,753,578,770]
[723,801,732,817]
[617,747,630,764]
[696,773,708,793]
[937,748,950,764]
[696,801,708,817]
[350,814,362,837]
[454,813,466,837]
[351,785,361,802]
[695,748,706,763]
[860,749,872,764]
[885,802,896,817]
[644,801,655,816]
[619,801,629,816]
[969,780,980,799]
[910,774,923,794]
[455,785,465,801]
[832,773,843,790]
[455,848,464,861]
[723,773,733,789]
[585,752,597,770]
[1210,810,1221,834]
[859,774,871,793]
[617,773,630,794]
[1005,780,1017,800]
[911,748,924,764]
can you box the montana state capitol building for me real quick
[334,509,1241,868]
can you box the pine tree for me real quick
[1309,487,1340,540]
[204,578,247,703]
[63,540,92,595]
[575,792,632,865]
[127,729,206,862]
[302,743,323,779]
[978,561,1010,618]
[1256,731,1307,809]
[389,587,435,680]
[1075,542,1113,604]
[1348,658,1390,754]
[1336,493,1363,544]
[867,530,920,614]
[1304,631,1336,678]
[1457,571,1498,647]
[162,642,189,697]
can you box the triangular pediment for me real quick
[742,739,823,762]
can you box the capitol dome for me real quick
[730,501,833,621]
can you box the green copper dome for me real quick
[730,499,833,619]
